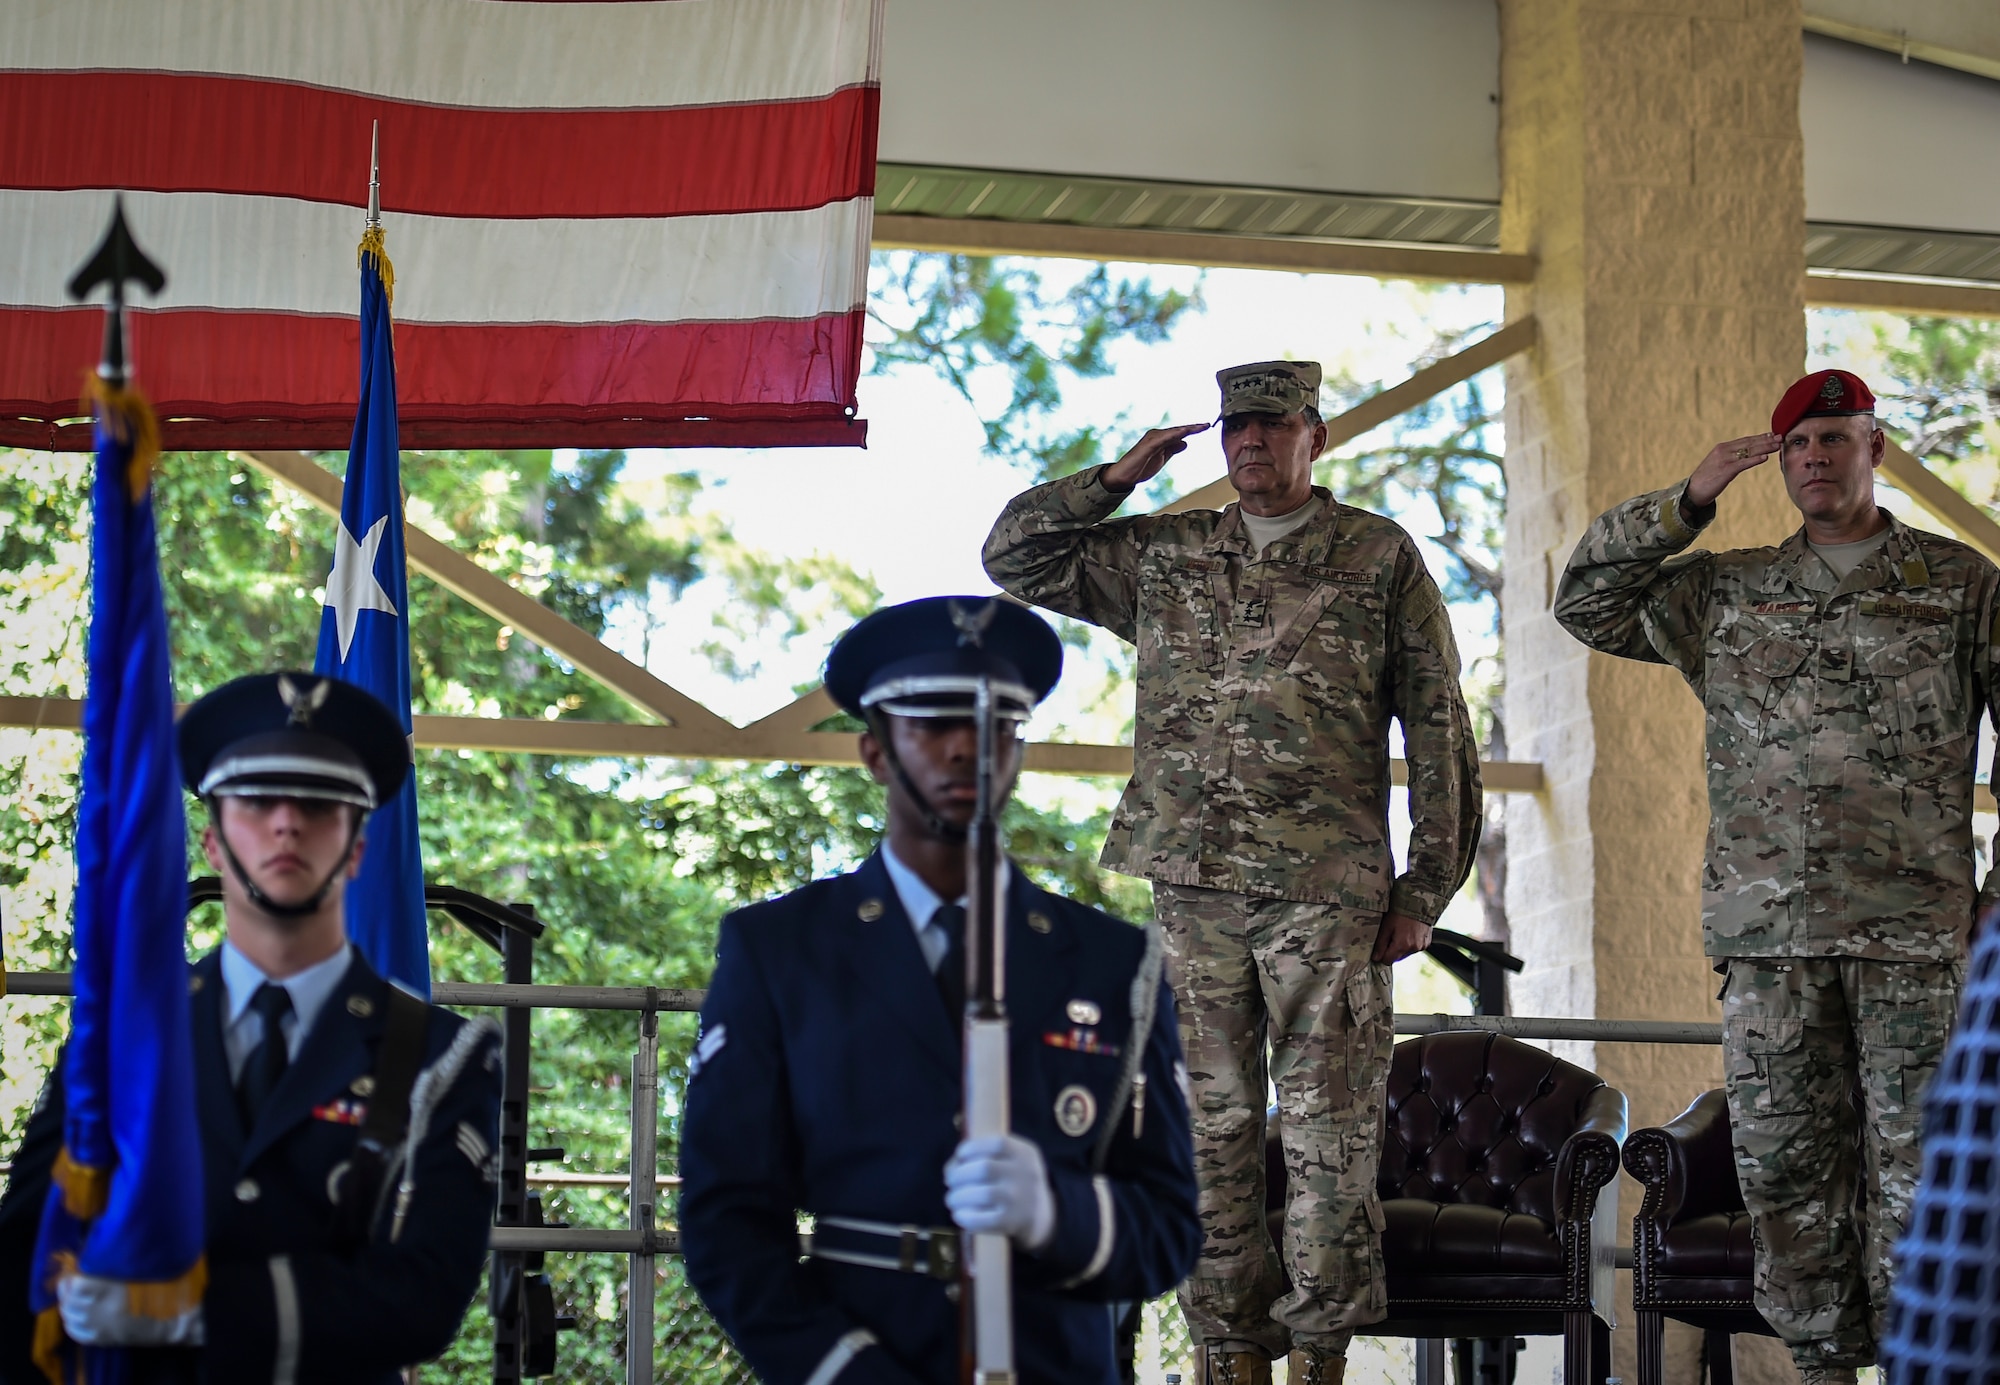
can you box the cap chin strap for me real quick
[209,798,363,920]
[864,710,967,844]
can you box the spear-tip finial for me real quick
[367,120,381,229]
[66,195,166,387]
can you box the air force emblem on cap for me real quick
[276,674,330,728]
[948,597,998,650]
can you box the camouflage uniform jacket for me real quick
[1555,480,2000,960]
[982,467,1482,922]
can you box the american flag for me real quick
[0,0,881,451]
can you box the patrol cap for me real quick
[824,596,1062,723]
[178,672,408,811]
[1216,360,1323,418]
[1772,369,1878,437]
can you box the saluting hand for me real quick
[1100,422,1212,494]
[1685,432,1783,510]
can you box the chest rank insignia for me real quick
[1044,1027,1121,1058]
[311,1098,367,1126]
[1054,1084,1098,1138]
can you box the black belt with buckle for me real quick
[802,1215,960,1281]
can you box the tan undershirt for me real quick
[1809,531,1889,581]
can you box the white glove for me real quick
[944,1134,1058,1252]
[57,1274,205,1347]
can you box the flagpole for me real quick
[367,119,380,231]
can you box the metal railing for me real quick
[5,968,1728,1043]
[1,965,1722,1382]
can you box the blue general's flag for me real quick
[30,381,206,1381]
[313,227,428,994]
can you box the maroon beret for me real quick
[1772,369,1877,436]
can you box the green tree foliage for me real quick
[0,246,1216,1376]
[1,436,1171,1378]
[1869,316,2000,505]
[868,250,1203,479]
[1316,319,1505,626]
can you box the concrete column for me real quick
[1499,1,1805,1380]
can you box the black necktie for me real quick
[932,903,967,1021]
[237,983,295,1125]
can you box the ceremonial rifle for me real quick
[961,674,1015,1385]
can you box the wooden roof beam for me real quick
[239,449,738,738]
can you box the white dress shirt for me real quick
[880,844,1010,974]
[219,940,354,1082]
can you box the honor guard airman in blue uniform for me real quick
[679,596,1201,1385]
[0,673,501,1384]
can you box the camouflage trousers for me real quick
[1720,957,1962,1370]
[1155,884,1392,1358]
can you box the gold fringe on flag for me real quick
[358,224,395,306]
[124,1255,208,1320]
[77,374,161,503]
[33,1250,80,1385]
[50,1146,109,1220]
[29,1252,206,1381]
[31,1304,70,1385]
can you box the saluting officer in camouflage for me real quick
[1555,369,2000,1384]
[984,361,1482,1385]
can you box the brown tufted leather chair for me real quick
[1375,1032,1627,1384]
[1623,1089,1777,1385]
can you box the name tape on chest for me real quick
[1304,565,1376,586]
[1750,600,1816,615]
[1859,598,1953,623]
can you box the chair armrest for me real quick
[1622,1088,1737,1226]
[1553,1084,1627,1222]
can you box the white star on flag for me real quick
[324,516,398,661]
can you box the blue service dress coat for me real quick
[0,948,501,1385]
[678,852,1201,1385]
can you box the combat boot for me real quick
[1196,1345,1271,1385]
[1286,1345,1345,1385]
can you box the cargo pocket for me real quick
[1343,965,1394,1098]
[1724,1015,1808,1117]
[1710,635,1807,746]
[1863,626,1961,759]
[1864,1004,1950,1113]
